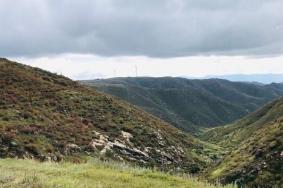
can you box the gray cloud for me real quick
[0,0,282,57]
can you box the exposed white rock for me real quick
[92,130,101,136]
[154,130,166,146]
[65,143,80,150]
[121,131,133,143]
[64,143,81,154]
[100,142,113,154]
[144,147,151,153]
[99,139,149,160]
[88,131,150,162]
[155,130,163,140]
[89,133,109,150]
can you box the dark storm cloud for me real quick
[0,0,282,57]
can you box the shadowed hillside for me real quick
[81,77,283,132]
[201,97,283,187]
[0,58,214,173]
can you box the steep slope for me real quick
[0,58,209,173]
[201,97,283,187]
[81,77,283,132]
[201,97,283,148]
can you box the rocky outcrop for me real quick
[86,130,187,167]
[89,131,149,163]
[64,144,81,154]
[0,58,205,175]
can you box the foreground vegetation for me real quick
[0,158,235,188]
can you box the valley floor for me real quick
[0,158,235,188]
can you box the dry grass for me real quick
[0,158,236,188]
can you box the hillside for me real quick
[201,97,283,148]
[201,97,283,187]
[0,158,235,188]
[81,77,283,132]
[0,58,213,173]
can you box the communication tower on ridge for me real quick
[135,65,138,77]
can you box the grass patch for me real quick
[0,158,235,188]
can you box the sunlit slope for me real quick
[0,158,235,188]
[0,58,208,173]
[202,97,283,187]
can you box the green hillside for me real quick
[202,97,283,187]
[201,97,283,148]
[1,58,282,188]
[81,77,283,132]
[0,58,211,173]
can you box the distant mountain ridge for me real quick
[187,74,283,84]
[81,77,283,132]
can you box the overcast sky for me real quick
[1,0,283,80]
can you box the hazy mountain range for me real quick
[81,77,283,132]
[186,74,283,84]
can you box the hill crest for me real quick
[81,77,283,132]
[0,58,208,173]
